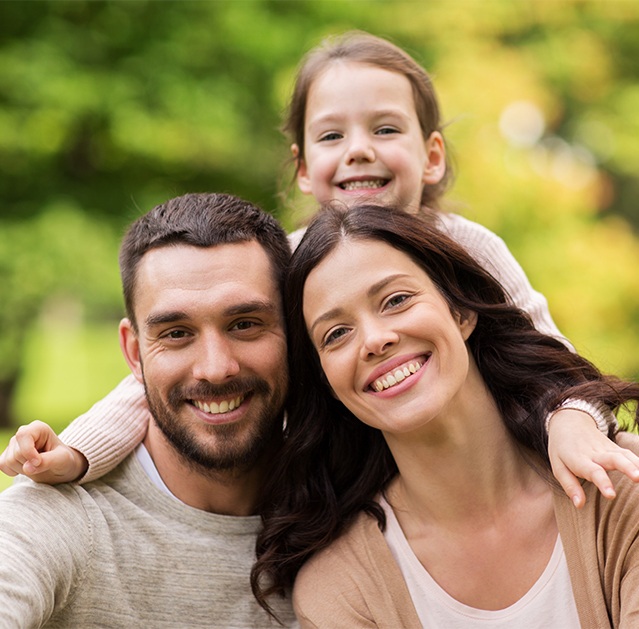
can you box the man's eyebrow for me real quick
[145,311,190,327]
[145,300,279,328]
[222,300,279,317]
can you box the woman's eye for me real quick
[385,294,410,309]
[324,327,349,346]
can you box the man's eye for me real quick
[164,330,189,340]
[232,321,257,331]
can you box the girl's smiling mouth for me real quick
[339,178,389,191]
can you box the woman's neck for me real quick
[384,374,547,525]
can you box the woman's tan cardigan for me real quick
[294,433,639,628]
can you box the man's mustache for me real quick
[167,377,271,407]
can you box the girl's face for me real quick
[303,239,477,435]
[294,61,446,214]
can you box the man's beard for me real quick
[143,376,286,475]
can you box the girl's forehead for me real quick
[311,59,407,88]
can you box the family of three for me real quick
[1,30,638,628]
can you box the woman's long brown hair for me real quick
[251,203,639,618]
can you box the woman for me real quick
[253,203,639,628]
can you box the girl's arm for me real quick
[0,374,150,484]
[438,212,639,503]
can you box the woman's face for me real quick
[302,239,477,435]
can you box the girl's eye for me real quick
[319,132,342,142]
[323,326,349,347]
[376,126,399,136]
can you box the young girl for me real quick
[253,202,639,627]
[0,31,635,507]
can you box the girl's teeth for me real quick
[342,179,385,190]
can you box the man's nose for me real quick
[191,333,241,382]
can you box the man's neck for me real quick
[142,429,264,516]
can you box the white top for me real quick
[381,497,581,628]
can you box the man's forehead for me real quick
[135,241,280,310]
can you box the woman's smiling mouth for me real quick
[368,355,429,392]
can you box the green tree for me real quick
[0,0,637,428]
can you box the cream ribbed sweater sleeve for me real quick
[59,374,150,483]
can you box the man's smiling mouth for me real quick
[192,395,245,415]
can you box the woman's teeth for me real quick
[371,360,423,393]
[193,395,244,414]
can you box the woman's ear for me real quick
[457,309,478,341]
[422,131,447,185]
[292,143,312,195]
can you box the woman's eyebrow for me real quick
[308,273,411,336]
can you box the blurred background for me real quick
[1,0,638,477]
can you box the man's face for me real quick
[120,240,288,473]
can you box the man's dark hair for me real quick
[119,193,291,328]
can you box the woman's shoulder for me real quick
[295,511,384,587]
[564,431,639,527]
[293,511,421,628]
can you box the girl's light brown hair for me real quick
[284,30,452,209]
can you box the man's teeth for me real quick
[193,396,244,415]
[372,361,423,393]
[341,179,386,191]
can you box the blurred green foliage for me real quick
[0,0,638,429]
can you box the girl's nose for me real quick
[345,133,375,164]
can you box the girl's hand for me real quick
[548,409,639,508]
[0,420,88,484]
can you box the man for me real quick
[0,193,297,627]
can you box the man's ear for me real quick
[292,143,312,195]
[457,309,478,341]
[119,318,144,384]
[422,131,447,185]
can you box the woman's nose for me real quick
[359,321,399,360]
